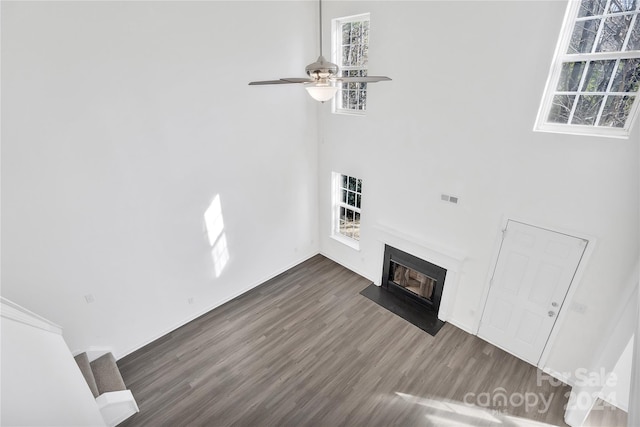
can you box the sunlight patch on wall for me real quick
[204,194,229,278]
[212,233,229,278]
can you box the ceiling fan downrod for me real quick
[248,0,391,103]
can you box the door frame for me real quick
[475,215,597,371]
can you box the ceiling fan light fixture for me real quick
[304,82,338,103]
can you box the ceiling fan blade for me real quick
[249,80,293,86]
[335,76,392,83]
[281,78,315,83]
[248,78,314,86]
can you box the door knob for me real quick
[548,311,556,317]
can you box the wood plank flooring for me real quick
[118,255,626,426]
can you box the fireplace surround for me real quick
[381,244,447,315]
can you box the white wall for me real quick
[1,1,319,358]
[318,0,639,377]
[1,299,105,426]
[601,335,634,411]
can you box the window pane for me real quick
[356,194,361,208]
[572,95,605,124]
[548,95,576,123]
[610,58,640,92]
[596,15,633,52]
[578,0,607,17]
[342,46,351,65]
[346,208,355,238]
[627,17,640,51]
[347,191,356,207]
[356,179,362,193]
[353,212,361,241]
[350,22,362,43]
[358,90,366,110]
[341,174,348,189]
[342,23,351,44]
[348,177,357,191]
[349,89,358,107]
[608,0,636,13]
[340,206,347,222]
[557,62,587,91]
[569,19,601,53]
[341,88,349,109]
[599,95,635,126]
[341,189,347,203]
[581,60,617,91]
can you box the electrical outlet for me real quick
[84,294,95,304]
[188,297,194,305]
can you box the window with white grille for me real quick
[332,172,362,248]
[332,14,370,114]
[536,0,640,138]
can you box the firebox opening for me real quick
[390,261,437,302]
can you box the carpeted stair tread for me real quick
[90,352,126,394]
[74,352,99,397]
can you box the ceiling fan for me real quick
[248,0,391,103]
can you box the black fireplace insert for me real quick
[381,245,447,314]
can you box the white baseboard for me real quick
[318,250,376,283]
[446,318,477,336]
[541,366,575,387]
[116,251,319,360]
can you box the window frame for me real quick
[331,13,370,116]
[331,172,362,250]
[535,0,640,138]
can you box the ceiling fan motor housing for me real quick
[305,55,339,81]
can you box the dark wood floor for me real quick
[118,255,626,426]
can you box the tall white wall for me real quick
[318,0,639,377]
[1,1,319,358]
[601,335,634,411]
[1,299,105,426]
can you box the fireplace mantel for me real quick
[372,223,466,323]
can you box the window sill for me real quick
[332,108,366,117]
[534,123,631,139]
[330,233,360,251]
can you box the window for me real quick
[332,14,370,114]
[536,0,640,138]
[332,172,362,248]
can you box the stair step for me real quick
[90,353,126,395]
[74,352,99,397]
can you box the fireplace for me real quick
[381,245,447,314]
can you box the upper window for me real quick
[332,14,370,115]
[332,172,362,248]
[536,0,640,138]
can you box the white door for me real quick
[478,220,587,365]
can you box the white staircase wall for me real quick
[1,298,105,426]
